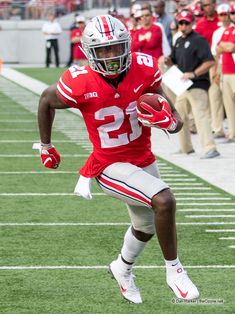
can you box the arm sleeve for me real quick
[145,57,162,92]
[56,70,78,108]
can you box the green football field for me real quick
[0,68,234,313]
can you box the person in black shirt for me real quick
[165,10,220,159]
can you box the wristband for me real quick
[41,142,53,149]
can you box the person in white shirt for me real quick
[209,3,231,138]
[42,12,62,68]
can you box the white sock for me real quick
[165,257,184,278]
[118,226,147,272]
[165,257,180,268]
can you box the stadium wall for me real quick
[0,20,70,64]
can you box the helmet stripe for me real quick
[98,15,114,38]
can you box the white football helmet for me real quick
[81,15,131,76]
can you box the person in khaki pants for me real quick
[165,10,220,158]
[216,4,235,143]
[209,3,231,138]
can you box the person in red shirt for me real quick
[37,15,199,304]
[70,15,87,66]
[131,7,165,61]
[216,4,235,143]
[194,0,220,46]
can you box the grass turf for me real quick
[0,69,234,313]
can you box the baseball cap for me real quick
[217,3,230,14]
[134,9,142,18]
[76,15,85,23]
[230,4,235,13]
[191,4,203,17]
[177,11,193,23]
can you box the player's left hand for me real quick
[40,144,61,169]
[137,100,177,131]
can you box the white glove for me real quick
[74,175,92,200]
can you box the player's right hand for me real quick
[40,144,61,169]
[137,99,177,131]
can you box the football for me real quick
[137,93,163,114]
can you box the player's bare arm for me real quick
[38,84,69,144]
[38,84,69,169]
[154,85,183,133]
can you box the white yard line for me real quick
[228,246,235,249]
[177,203,235,206]
[174,193,221,196]
[171,187,212,190]
[0,222,234,226]
[168,183,204,186]
[0,140,79,143]
[0,265,234,270]
[0,120,35,123]
[179,209,235,212]
[206,229,235,232]
[0,193,230,201]
[0,193,104,196]
[174,197,231,200]
[0,129,37,132]
[0,154,88,158]
[0,172,79,174]
[219,237,235,240]
[186,215,235,218]
[161,179,196,181]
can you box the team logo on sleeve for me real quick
[84,92,99,99]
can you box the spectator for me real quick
[153,0,174,46]
[195,0,220,47]
[216,4,235,143]
[209,3,231,138]
[0,0,12,20]
[189,1,204,23]
[165,10,220,158]
[26,0,42,19]
[127,8,142,37]
[66,12,78,67]
[42,12,62,68]
[170,18,181,46]
[70,15,87,66]
[131,7,171,61]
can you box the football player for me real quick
[38,15,199,303]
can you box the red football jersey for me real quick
[57,52,162,177]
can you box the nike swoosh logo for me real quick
[43,157,52,166]
[156,116,170,124]
[121,285,127,293]
[175,284,188,298]
[134,84,143,93]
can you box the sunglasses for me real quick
[202,4,212,7]
[141,14,151,17]
[178,21,191,25]
[219,13,228,16]
[230,12,235,15]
